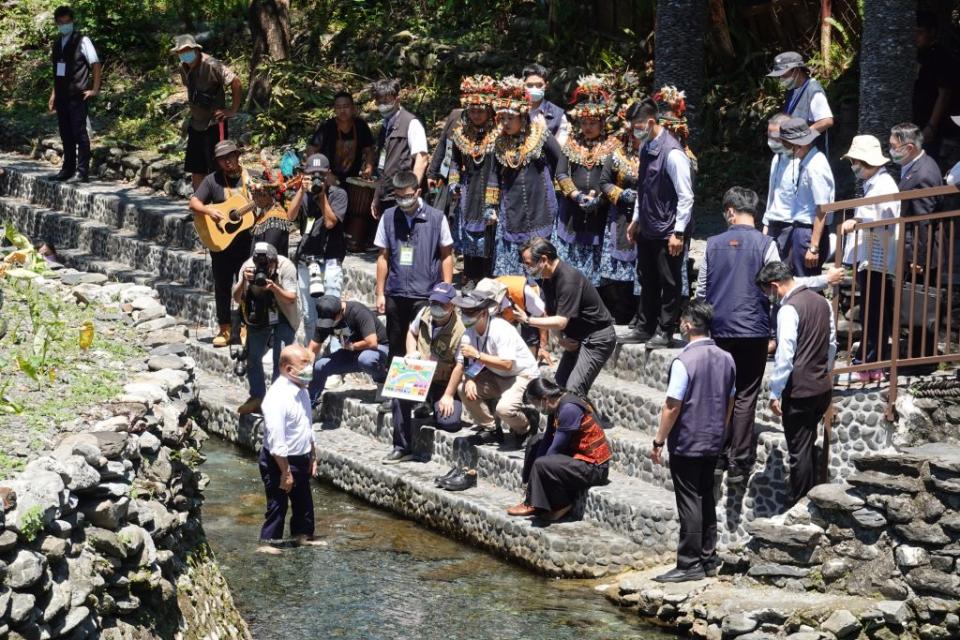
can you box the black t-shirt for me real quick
[310,117,375,181]
[193,171,245,205]
[297,184,348,262]
[542,260,613,341]
[914,43,960,140]
[313,300,388,347]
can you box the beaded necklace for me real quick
[495,120,549,170]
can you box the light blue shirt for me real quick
[764,153,799,225]
[790,148,835,225]
[666,338,736,401]
[769,286,838,401]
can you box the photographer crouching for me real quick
[286,153,348,344]
[233,242,301,415]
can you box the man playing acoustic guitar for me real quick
[189,140,253,347]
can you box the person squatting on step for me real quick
[307,295,389,407]
[757,261,836,505]
[506,378,611,522]
[189,140,255,347]
[257,343,326,553]
[651,301,735,584]
[233,242,300,416]
[515,237,616,397]
[287,153,349,343]
[453,290,541,448]
[172,33,242,190]
[374,171,455,366]
[384,283,465,464]
[49,5,101,184]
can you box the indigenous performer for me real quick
[488,76,562,277]
[447,75,499,287]
[598,101,642,324]
[555,75,621,286]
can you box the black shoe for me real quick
[434,465,461,486]
[381,449,414,465]
[51,172,73,182]
[440,468,477,491]
[645,332,674,350]
[703,560,719,577]
[652,566,707,583]
[476,427,503,445]
[413,404,432,419]
[77,174,90,183]
[617,327,651,344]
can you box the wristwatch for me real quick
[652,439,664,449]
[673,231,685,240]
[808,246,820,255]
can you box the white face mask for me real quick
[633,124,651,142]
[780,72,798,91]
[397,196,418,211]
[377,102,396,117]
[294,364,313,385]
[527,87,545,103]
[767,138,785,155]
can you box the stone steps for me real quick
[195,372,664,578]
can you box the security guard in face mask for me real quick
[232,242,301,415]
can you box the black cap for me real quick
[315,295,343,329]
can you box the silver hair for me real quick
[891,122,924,149]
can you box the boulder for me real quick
[133,306,167,324]
[41,579,70,622]
[79,496,129,529]
[876,600,914,626]
[896,545,931,569]
[820,609,861,638]
[906,567,960,598]
[721,613,757,636]
[6,549,46,589]
[129,295,162,311]
[85,526,127,558]
[747,562,810,578]
[147,355,186,371]
[895,522,950,546]
[119,382,168,404]
[851,507,887,529]
[847,470,923,494]
[8,591,36,625]
[138,432,162,455]
[136,316,177,332]
[52,605,91,636]
[807,483,864,512]
[62,272,108,285]
[746,520,824,548]
[61,455,101,492]
[0,471,65,533]
[90,431,129,459]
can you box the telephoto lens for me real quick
[308,258,325,298]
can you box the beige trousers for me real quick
[459,370,535,433]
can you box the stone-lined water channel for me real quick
[201,438,668,639]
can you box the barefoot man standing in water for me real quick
[257,344,326,553]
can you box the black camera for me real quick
[310,182,325,196]
[252,253,271,287]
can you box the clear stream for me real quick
[201,439,670,640]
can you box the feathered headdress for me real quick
[653,85,689,144]
[495,76,529,114]
[567,74,613,120]
[460,74,498,108]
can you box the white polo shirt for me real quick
[466,317,539,378]
[261,376,314,457]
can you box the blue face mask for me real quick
[58,23,74,36]
[179,50,197,65]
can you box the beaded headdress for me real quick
[495,76,529,114]
[567,74,613,120]
[460,74,498,108]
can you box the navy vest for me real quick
[537,100,565,138]
[668,339,735,458]
[52,32,90,97]
[637,129,683,240]
[785,78,828,153]
[705,225,773,338]
[381,202,445,299]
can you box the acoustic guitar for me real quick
[193,175,303,252]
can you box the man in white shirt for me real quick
[454,291,540,445]
[49,6,101,182]
[779,117,835,277]
[764,113,800,259]
[257,344,324,552]
[625,97,695,348]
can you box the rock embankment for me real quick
[0,271,249,640]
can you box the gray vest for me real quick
[668,339,735,458]
[377,107,418,203]
[785,78,828,152]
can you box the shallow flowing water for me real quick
[201,438,670,640]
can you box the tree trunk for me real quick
[654,0,708,149]
[858,0,915,141]
[709,0,735,59]
[246,0,291,109]
[820,0,832,74]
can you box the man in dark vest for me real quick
[374,170,455,367]
[757,261,836,504]
[889,122,944,374]
[48,6,101,182]
[651,301,735,583]
[625,97,695,349]
[522,63,570,145]
[371,78,429,218]
[697,187,842,483]
[172,34,242,190]
[767,51,834,153]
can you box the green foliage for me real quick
[20,505,44,542]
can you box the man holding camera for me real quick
[172,34,242,190]
[307,295,389,406]
[287,153,348,343]
[233,242,300,415]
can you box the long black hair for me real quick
[524,377,566,405]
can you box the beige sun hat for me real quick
[842,134,889,167]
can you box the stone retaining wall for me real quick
[0,270,249,640]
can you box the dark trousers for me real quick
[555,325,617,397]
[258,448,314,541]
[856,269,893,364]
[782,390,832,504]
[391,380,462,452]
[766,221,793,263]
[184,122,228,176]
[599,281,638,326]
[636,236,685,336]
[787,225,830,278]
[55,96,90,178]
[522,434,608,511]
[669,454,718,570]
[210,231,251,325]
[714,337,768,473]
[385,296,428,363]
